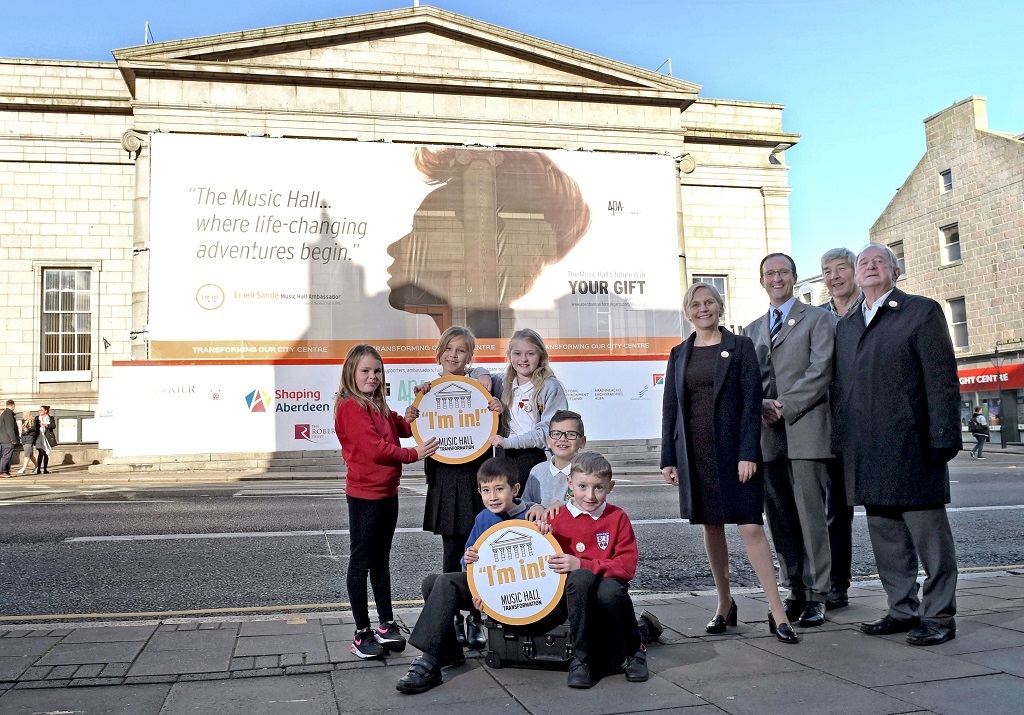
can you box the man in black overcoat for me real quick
[833,244,961,646]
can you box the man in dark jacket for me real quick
[833,245,961,646]
[0,400,19,476]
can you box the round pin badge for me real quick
[575,542,586,553]
[721,351,730,358]
[888,300,898,307]
[787,318,795,326]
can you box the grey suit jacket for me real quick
[743,301,835,461]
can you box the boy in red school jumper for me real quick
[547,451,648,688]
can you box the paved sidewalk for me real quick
[2,571,1023,714]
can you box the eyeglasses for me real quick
[548,430,582,440]
[762,269,793,279]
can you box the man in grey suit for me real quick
[744,253,834,627]
[833,244,960,646]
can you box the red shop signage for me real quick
[958,363,1024,392]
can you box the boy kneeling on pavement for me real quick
[397,452,648,693]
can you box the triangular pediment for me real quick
[113,5,699,101]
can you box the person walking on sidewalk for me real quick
[833,244,961,646]
[968,407,990,460]
[18,411,39,475]
[0,400,18,477]
[34,405,57,474]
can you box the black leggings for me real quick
[37,449,49,472]
[346,494,399,630]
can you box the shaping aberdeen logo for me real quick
[245,388,273,413]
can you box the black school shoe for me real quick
[396,657,443,694]
[567,658,594,689]
[623,646,649,682]
[638,610,664,644]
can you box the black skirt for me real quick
[422,451,491,536]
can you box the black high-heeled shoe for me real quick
[706,598,738,634]
[768,612,800,644]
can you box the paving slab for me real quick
[649,639,801,683]
[36,640,146,667]
[331,661,519,714]
[488,662,700,714]
[923,618,1024,655]
[0,636,61,659]
[973,609,1024,633]
[0,659,33,683]
[129,630,236,676]
[747,627,996,687]
[0,681,170,714]
[235,634,328,662]
[958,645,1024,678]
[60,624,158,643]
[878,673,1024,715]
[161,673,338,715]
[691,669,916,715]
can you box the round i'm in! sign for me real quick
[467,520,566,625]
[410,375,499,464]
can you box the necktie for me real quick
[770,308,783,344]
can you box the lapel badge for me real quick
[575,542,586,553]
[787,318,795,326]
[720,351,730,358]
[888,300,898,308]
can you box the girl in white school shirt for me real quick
[489,328,568,491]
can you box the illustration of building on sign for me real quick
[490,530,534,562]
[435,383,473,410]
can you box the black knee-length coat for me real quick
[660,328,763,521]
[832,289,962,507]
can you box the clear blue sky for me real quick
[4,1,1021,277]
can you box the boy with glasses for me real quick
[523,410,586,512]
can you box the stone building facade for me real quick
[0,6,798,465]
[870,96,1024,445]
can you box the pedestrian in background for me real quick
[968,406,989,460]
[18,411,39,475]
[0,400,18,477]
[34,405,56,474]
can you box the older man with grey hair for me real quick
[819,247,860,609]
[832,243,960,646]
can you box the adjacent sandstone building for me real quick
[870,96,1024,445]
[0,6,799,467]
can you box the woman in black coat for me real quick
[661,282,798,643]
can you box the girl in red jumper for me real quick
[335,344,439,659]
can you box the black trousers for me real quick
[409,572,476,661]
[346,494,398,630]
[565,569,641,671]
[826,458,854,592]
[502,447,547,492]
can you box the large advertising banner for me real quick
[147,134,682,360]
[115,134,682,455]
[104,359,667,455]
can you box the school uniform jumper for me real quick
[335,397,419,630]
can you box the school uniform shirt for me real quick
[550,501,638,582]
[522,458,572,507]
[461,499,535,568]
[334,397,417,500]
